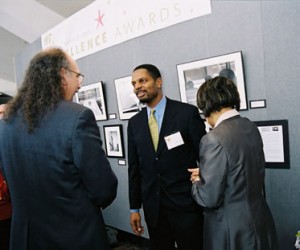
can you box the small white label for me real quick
[164,131,184,150]
[118,160,126,165]
[109,113,117,119]
[250,100,266,109]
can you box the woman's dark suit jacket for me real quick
[0,101,118,250]
[192,115,278,250]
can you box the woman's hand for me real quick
[188,168,201,183]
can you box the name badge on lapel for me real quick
[164,131,184,150]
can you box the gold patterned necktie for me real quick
[149,109,159,151]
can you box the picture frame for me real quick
[103,124,125,158]
[177,51,247,112]
[249,99,266,109]
[75,81,107,121]
[254,120,290,169]
[114,76,144,120]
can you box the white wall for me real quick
[0,78,17,96]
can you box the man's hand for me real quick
[188,168,201,183]
[130,212,144,236]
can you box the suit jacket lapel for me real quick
[157,99,177,155]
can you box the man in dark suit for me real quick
[0,48,118,250]
[127,64,206,250]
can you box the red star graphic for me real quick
[95,10,105,29]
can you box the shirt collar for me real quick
[147,96,166,117]
[214,109,240,128]
[147,96,166,130]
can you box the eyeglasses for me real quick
[65,68,84,83]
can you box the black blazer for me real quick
[128,98,206,226]
[0,101,118,250]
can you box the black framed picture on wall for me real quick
[114,76,145,120]
[103,124,125,158]
[75,81,107,121]
[254,119,290,169]
[177,51,247,112]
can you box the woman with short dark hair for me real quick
[189,76,278,250]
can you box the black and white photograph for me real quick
[177,51,247,112]
[75,81,107,120]
[114,76,144,120]
[103,125,125,158]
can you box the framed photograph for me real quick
[254,120,290,169]
[103,125,125,158]
[114,76,144,120]
[177,51,247,112]
[75,81,107,121]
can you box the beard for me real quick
[139,97,150,104]
[136,91,158,105]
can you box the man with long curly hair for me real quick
[0,47,118,250]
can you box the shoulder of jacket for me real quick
[129,107,146,121]
[166,99,198,114]
[55,101,93,121]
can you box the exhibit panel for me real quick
[15,1,300,249]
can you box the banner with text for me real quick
[41,0,211,60]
